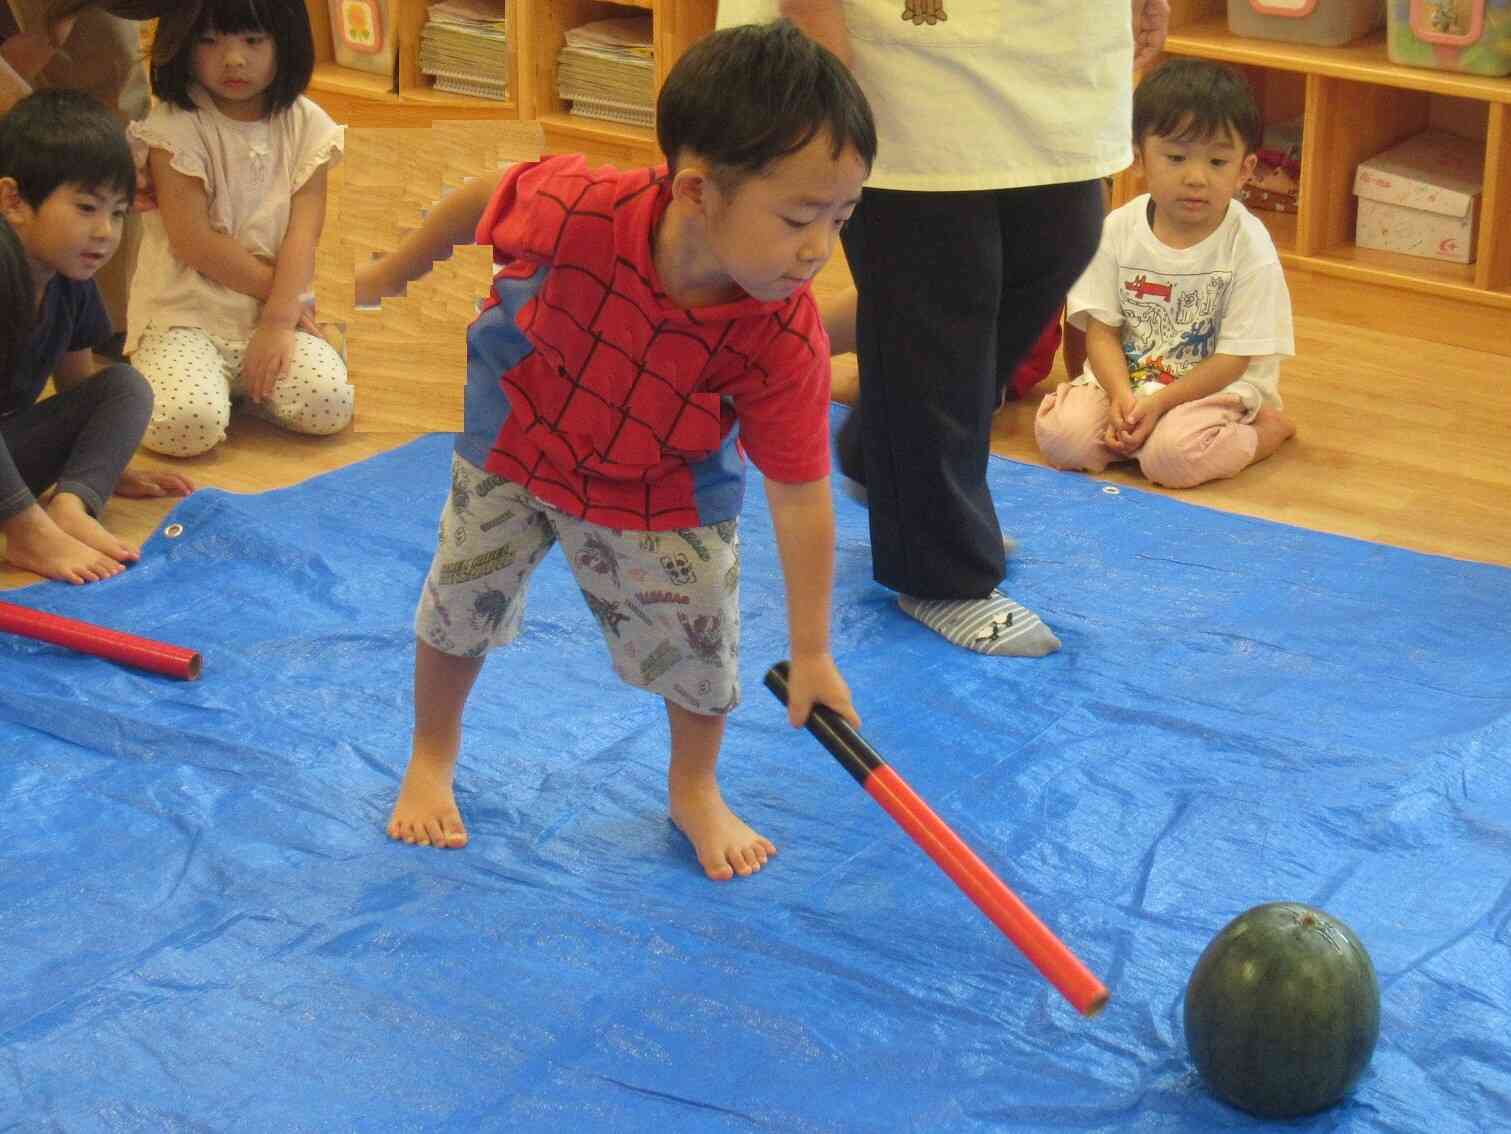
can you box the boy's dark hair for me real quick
[0,219,32,382]
[657,20,876,189]
[1133,58,1263,155]
[150,0,315,115]
[0,89,134,207]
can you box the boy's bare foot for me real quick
[1251,408,1297,464]
[387,751,469,848]
[669,776,776,881]
[2,504,123,584]
[47,493,139,564]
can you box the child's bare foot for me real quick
[387,750,468,848]
[2,504,123,584]
[669,776,776,881]
[47,493,139,564]
[1251,408,1297,463]
[114,466,196,499]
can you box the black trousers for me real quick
[0,364,153,521]
[838,179,1104,599]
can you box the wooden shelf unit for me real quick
[304,0,713,156]
[1143,1,1511,354]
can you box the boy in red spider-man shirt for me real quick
[357,22,873,881]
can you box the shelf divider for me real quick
[1165,18,1511,104]
[1477,102,1511,293]
[1301,75,1429,256]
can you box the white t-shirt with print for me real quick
[715,0,1133,192]
[1066,195,1293,413]
[126,89,344,352]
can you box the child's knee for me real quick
[142,397,231,458]
[275,377,354,436]
[1034,385,1111,472]
[1139,422,1256,488]
[275,338,354,436]
[96,363,154,414]
[94,364,155,441]
[308,378,354,435]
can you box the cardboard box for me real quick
[1353,130,1484,264]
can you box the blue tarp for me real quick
[2,425,1508,1131]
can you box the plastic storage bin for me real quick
[1227,0,1385,46]
[1387,0,1511,75]
[329,0,397,80]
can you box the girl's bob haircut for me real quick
[149,0,315,116]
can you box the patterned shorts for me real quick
[416,454,743,715]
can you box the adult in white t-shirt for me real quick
[716,0,1168,657]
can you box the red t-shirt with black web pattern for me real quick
[475,155,832,531]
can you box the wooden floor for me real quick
[4,120,1508,590]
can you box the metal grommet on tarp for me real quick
[164,523,185,538]
[1102,485,1121,495]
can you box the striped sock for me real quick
[898,592,1060,657]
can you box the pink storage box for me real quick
[1387,0,1511,75]
[1228,0,1385,46]
[1353,131,1484,264]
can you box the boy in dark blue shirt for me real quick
[0,89,188,583]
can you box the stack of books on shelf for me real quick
[557,17,654,129]
[419,0,509,101]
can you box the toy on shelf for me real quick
[1227,0,1386,47]
[329,0,397,80]
[1388,0,1511,75]
[1242,117,1304,214]
[1354,130,1485,264]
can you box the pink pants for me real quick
[1034,384,1258,489]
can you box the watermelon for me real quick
[1183,902,1380,1118]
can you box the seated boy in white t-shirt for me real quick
[1035,58,1297,489]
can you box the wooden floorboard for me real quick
[4,120,1507,591]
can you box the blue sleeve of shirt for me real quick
[66,281,114,353]
[4,278,115,416]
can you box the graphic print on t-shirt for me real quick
[1118,268,1231,396]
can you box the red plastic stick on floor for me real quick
[765,661,1107,1017]
[0,599,202,680]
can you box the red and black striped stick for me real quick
[0,599,201,680]
[765,661,1108,1017]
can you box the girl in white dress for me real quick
[127,0,352,457]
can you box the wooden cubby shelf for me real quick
[304,0,711,154]
[1166,16,1511,103]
